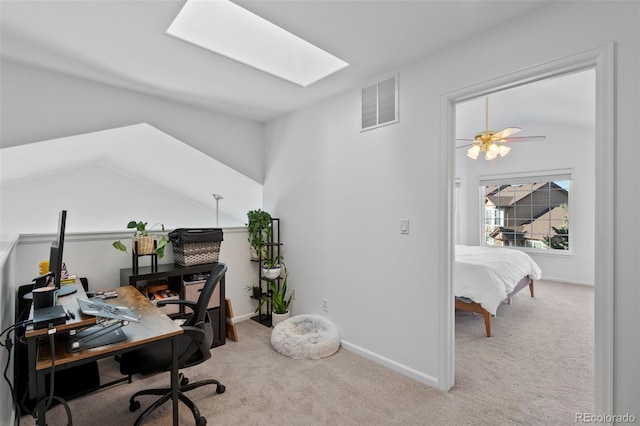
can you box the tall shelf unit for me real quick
[251,217,281,327]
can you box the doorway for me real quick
[453,69,596,412]
[439,44,614,415]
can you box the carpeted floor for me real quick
[21,280,593,425]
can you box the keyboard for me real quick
[77,298,140,322]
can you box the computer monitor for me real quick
[25,210,77,301]
[48,210,76,297]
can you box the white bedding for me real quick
[455,245,542,315]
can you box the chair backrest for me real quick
[179,263,227,367]
[185,263,227,328]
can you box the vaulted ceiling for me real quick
[1,0,555,123]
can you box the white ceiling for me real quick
[1,0,558,123]
[456,69,596,142]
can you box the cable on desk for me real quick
[0,319,32,426]
[31,323,73,426]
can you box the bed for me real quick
[455,245,542,337]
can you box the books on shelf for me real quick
[149,289,180,314]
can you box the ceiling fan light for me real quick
[498,145,511,157]
[488,143,500,154]
[485,151,497,161]
[467,145,480,160]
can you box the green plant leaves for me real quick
[246,210,272,255]
[112,240,127,252]
[156,236,169,258]
[255,274,291,314]
[114,221,169,257]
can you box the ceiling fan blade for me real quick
[492,127,521,140]
[456,143,474,149]
[500,135,547,143]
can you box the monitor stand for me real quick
[56,286,78,297]
[23,285,77,300]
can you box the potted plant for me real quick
[256,274,292,327]
[113,221,170,258]
[245,284,262,300]
[245,209,272,260]
[261,256,284,280]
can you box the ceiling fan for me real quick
[457,97,546,160]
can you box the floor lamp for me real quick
[212,194,223,227]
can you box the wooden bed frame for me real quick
[455,276,535,337]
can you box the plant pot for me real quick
[271,311,290,328]
[251,246,270,261]
[132,235,157,255]
[262,265,282,280]
[252,287,262,299]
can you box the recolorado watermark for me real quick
[576,413,637,423]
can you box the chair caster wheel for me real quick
[180,376,189,387]
[196,416,207,426]
[129,400,141,412]
[216,384,226,394]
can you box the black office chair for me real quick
[118,263,227,426]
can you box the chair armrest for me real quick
[181,325,210,348]
[181,325,205,337]
[156,298,197,313]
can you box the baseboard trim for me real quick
[540,277,594,286]
[340,340,440,390]
[234,313,256,323]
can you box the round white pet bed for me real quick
[271,314,340,359]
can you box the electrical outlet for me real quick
[322,298,329,312]
[291,288,296,300]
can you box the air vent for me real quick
[360,74,399,132]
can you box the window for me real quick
[480,171,571,251]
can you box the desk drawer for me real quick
[183,279,220,309]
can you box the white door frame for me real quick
[438,43,614,415]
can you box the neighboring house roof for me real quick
[484,182,564,207]
[485,182,544,206]
[520,206,568,240]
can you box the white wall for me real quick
[1,60,265,183]
[0,236,18,425]
[456,120,595,285]
[264,0,639,415]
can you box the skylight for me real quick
[166,0,349,87]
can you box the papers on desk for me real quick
[77,298,140,322]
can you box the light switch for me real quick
[400,219,409,235]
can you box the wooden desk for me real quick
[26,283,183,426]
